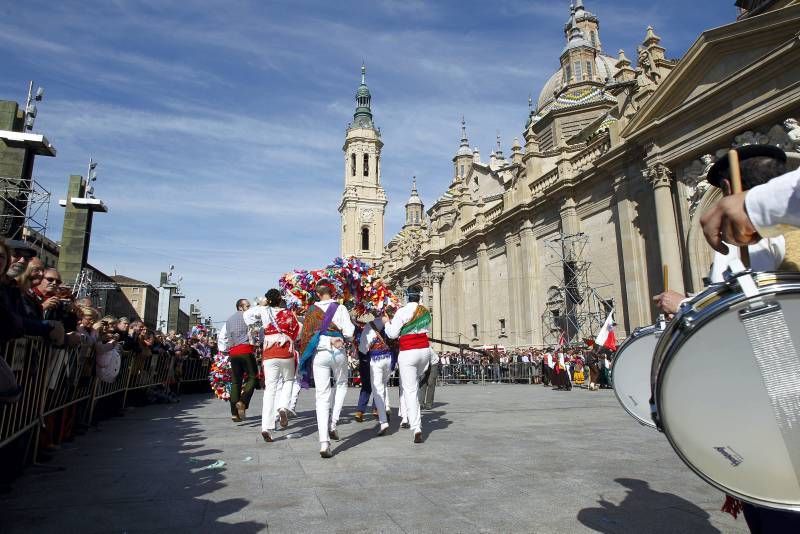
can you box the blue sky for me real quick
[0,0,734,326]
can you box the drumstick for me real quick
[727,149,751,268]
[662,264,669,293]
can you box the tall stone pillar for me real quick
[559,196,580,236]
[453,254,465,341]
[476,241,491,344]
[504,230,521,346]
[518,220,542,346]
[431,272,444,351]
[648,163,685,294]
[612,175,652,331]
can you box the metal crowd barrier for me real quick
[437,362,544,385]
[343,361,547,388]
[1,336,212,459]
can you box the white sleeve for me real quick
[384,306,407,339]
[242,306,262,326]
[334,306,355,340]
[217,323,228,352]
[745,167,800,237]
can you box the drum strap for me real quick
[741,303,800,484]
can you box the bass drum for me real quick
[612,324,660,428]
[652,271,800,511]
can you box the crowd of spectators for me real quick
[434,345,615,387]
[0,238,221,437]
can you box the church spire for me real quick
[353,62,373,127]
[455,116,471,157]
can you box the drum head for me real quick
[613,327,657,429]
[658,290,800,510]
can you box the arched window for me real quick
[351,153,356,176]
[363,154,369,176]
[586,61,593,80]
[361,227,369,250]
[590,31,597,48]
[460,164,465,177]
[574,61,583,81]
[565,64,572,83]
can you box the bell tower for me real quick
[339,63,387,263]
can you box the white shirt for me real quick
[746,167,800,237]
[384,302,429,339]
[708,237,785,283]
[358,317,385,354]
[217,323,228,352]
[312,299,354,352]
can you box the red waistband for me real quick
[262,345,292,359]
[399,333,429,350]
[229,343,253,356]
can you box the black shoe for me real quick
[400,422,410,429]
[413,432,423,443]
[329,429,340,441]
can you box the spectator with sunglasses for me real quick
[0,239,64,346]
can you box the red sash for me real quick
[399,333,429,351]
[229,343,253,356]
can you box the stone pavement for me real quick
[1,384,746,533]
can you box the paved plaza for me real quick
[2,384,746,533]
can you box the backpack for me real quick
[96,345,122,383]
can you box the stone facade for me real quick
[338,65,387,263]
[111,275,159,329]
[380,1,800,348]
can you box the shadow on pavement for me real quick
[576,478,721,534]
[2,394,265,533]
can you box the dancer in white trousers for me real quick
[384,285,432,444]
[297,280,354,458]
[359,314,394,436]
[243,289,301,443]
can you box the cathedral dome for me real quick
[535,54,618,111]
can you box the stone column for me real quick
[612,175,652,331]
[559,196,580,236]
[431,272,444,351]
[648,163,685,294]
[504,230,521,347]
[517,220,542,346]
[453,254,465,341]
[476,241,490,344]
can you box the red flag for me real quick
[594,311,617,351]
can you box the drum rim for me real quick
[654,276,800,510]
[612,326,657,429]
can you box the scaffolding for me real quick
[72,268,119,313]
[0,175,51,248]
[540,232,614,346]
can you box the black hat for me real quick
[706,144,786,187]
[4,239,37,258]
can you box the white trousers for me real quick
[261,357,295,432]
[277,368,302,412]
[370,357,393,425]
[398,348,430,433]
[312,349,348,443]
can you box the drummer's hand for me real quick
[700,192,760,253]
[652,291,684,315]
